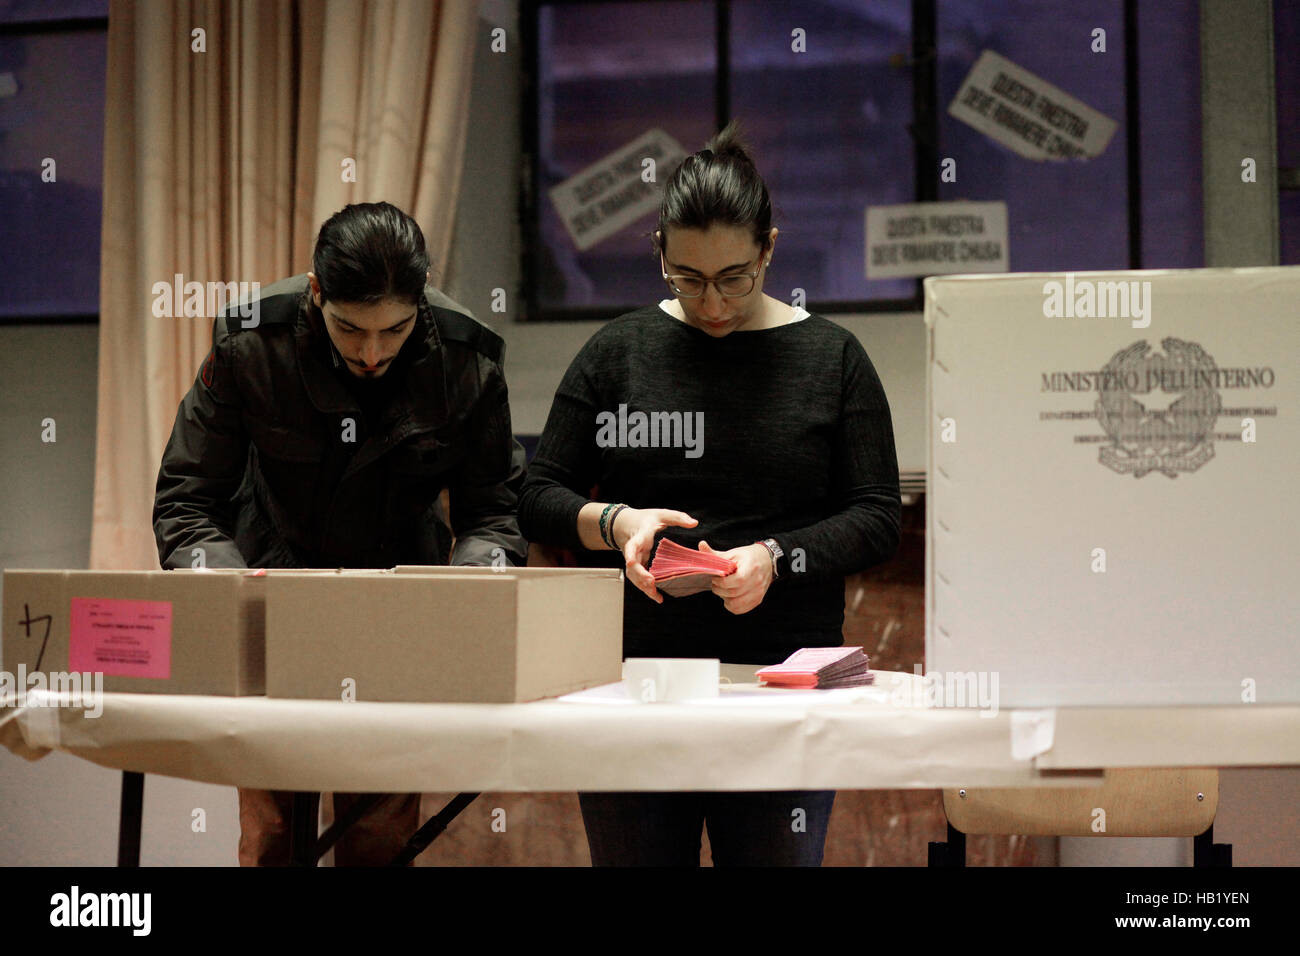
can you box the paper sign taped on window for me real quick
[69,597,172,679]
[549,128,687,252]
[865,201,1008,279]
[948,50,1117,161]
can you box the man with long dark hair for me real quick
[154,201,527,865]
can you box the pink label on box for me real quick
[69,597,172,679]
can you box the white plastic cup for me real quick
[623,658,721,703]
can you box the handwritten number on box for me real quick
[18,603,53,671]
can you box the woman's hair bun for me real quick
[703,120,754,164]
[656,119,773,253]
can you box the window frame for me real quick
[0,11,109,327]
[521,0,1147,322]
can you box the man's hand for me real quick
[702,541,774,615]
[611,507,698,604]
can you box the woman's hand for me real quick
[702,541,774,615]
[612,508,698,604]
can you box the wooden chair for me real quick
[928,768,1233,866]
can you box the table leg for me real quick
[927,822,967,866]
[289,792,321,867]
[315,793,384,858]
[389,792,480,866]
[1193,824,1233,867]
[116,771,144,868]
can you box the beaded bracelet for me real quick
[606,504,629,549]
[599,503,628,549]
[598,502,619,548]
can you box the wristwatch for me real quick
[759,538,784,579]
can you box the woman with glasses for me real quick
[518,123,902,866]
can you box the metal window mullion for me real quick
[1125,0,1144,269]
[716,0,731,131]
[907,0,938,311]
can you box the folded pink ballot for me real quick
[647,538,738,597]
[757,646,874,689]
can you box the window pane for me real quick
[937,0,1131,271]
[537,1,717,310]
[0,27,106,317]
[1277,0,1300,265]
[0,0,107,26]
[730,0,916,303]
[1136,0,1202,268]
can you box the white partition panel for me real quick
[925,268,1300,707]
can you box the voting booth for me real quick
[924,267,1300,708]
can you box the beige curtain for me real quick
[91,0,478,570]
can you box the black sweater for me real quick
[518,305,902,664]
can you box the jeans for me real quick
[578,790,836,866]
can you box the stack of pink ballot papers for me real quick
[647,538,738,597]
[756,647,873,689]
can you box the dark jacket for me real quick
[153,274,527,570]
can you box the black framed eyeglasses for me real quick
[660,254,762,299]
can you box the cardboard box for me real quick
[924,267,1300,706]
[265,567,624,702]
[393,565,614,577]
[2,569,266,696]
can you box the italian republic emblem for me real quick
[1095,338,1222,478]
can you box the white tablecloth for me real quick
[3,668,1297,792]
